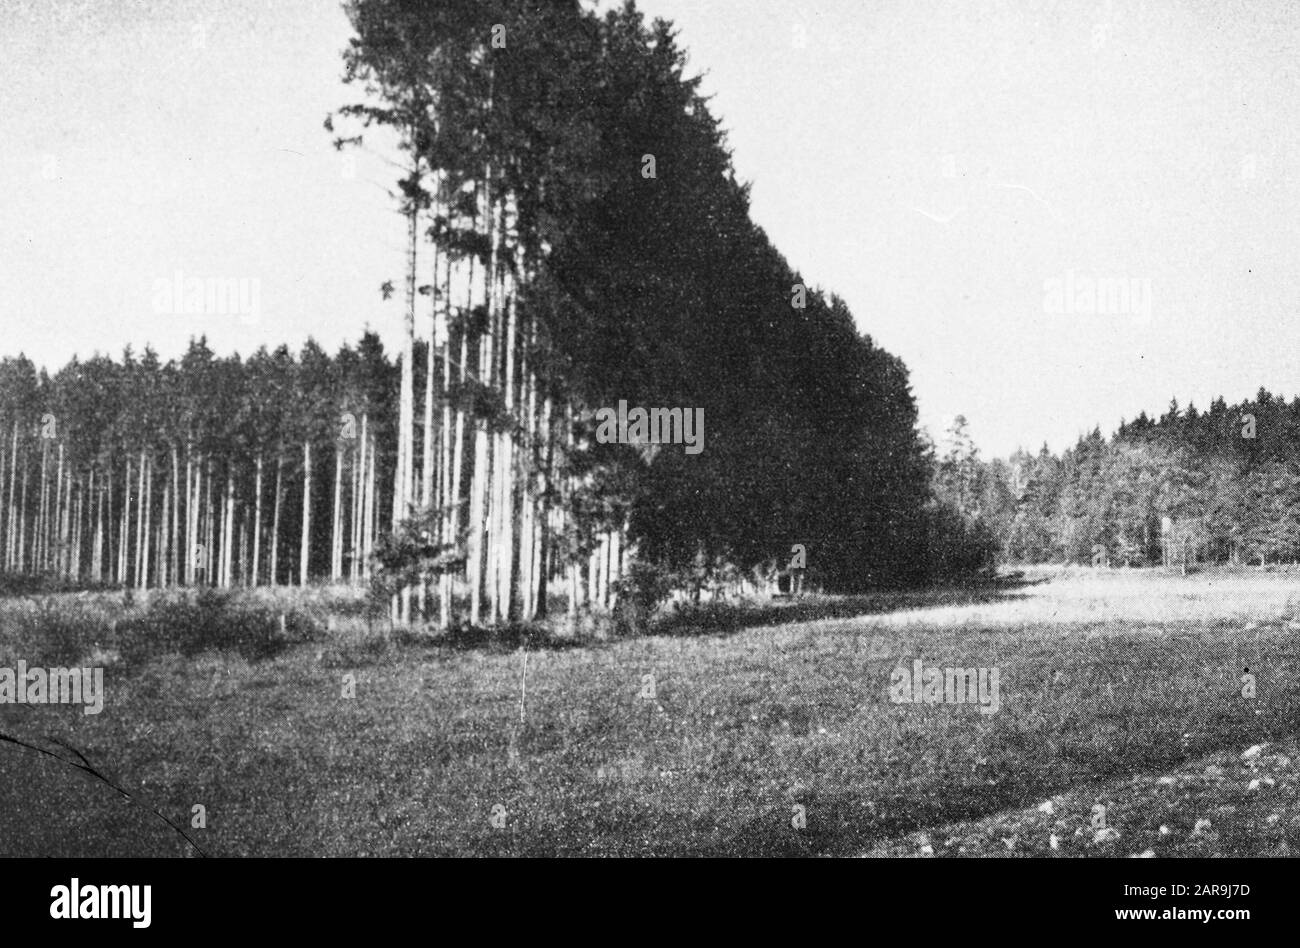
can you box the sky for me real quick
[2,0,1299,458]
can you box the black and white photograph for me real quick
[0,0,1294,922]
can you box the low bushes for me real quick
[0,589,324,668]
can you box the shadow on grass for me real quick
[650,575,1047,642]
[405,576,1044,656]
[706,679,1300,857]
[419,621,594,655]
[371,574,1047,658]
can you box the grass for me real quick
[1,569,1298,856]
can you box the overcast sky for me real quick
[3,0,1298,458]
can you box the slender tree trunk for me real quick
[241,508,251,587]
[140,454,151,590]
[192,454,202,585]
[133,452,143,585]
[4,423,16,570]
[118,455,131,585]
[390,137,421,624]
[193,458,201,585]
[36,438,48,571]
[469,171,498,626]
[204,458,215,585]
[0,437,6,572]
[366,424,377,582]
[252,453,263,587]
[170,446,179,587]
[159,483,169,588]
[533,393,553,620]
[95,467,107,583]
[446,259,471,626]
[71,474,81,580]
[55,453,65,576]
[18,459,28,574]
[52,444,64,575]
[332,442,344,583]
[0,439,6,571]
[222,469,235,588]
[350,434,361,584]
[270,452,283,587]
[422,218,438,514]
[360,425,370,585]
[436,247,454,627]
[92,471,103,583]
[300,440,312,587]
[79,470,92,582]
[186,457,196,585]
[218,473,227,587]
[184,446,195,585]
[497,211,518,622]
[354,416,367,584]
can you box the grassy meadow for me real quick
[1,568,1298,857]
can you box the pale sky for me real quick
[3,0,1299,458]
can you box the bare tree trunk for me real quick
[133,452,143,586]
[184,447,194,585]
[270,452,283,587]
[204,458,215,585]
[355,416,367,584]
[118,455,131,585]
[64,463,74,578]
[241,508,251,586]
[445,261,471,626]
[81,470,94,582]
[71,474,82,581]
[218,473,227,587]
[80,474,90,581]
[0,439,6,571]
[0,440,6,570]
[159,483,169,588]
[518,382,533,621]
[223,469,235,588]
[300,441,312,587]
[422,214,438,514]
[4,423,16,570]
[362,423,375,584]
[92,471,103,583]
[18,459,28,574]
[140,455,152,589]
[186,458,195,585]
[170,446,179,587]
[94,467,105,582]
[252,453,263,587]
[390,141,421,624]
[533,394,553,620]
[351,434,362,584]
[469,170,499,627]
[497,217,518,622]
[332,442,344,583]
[36,438,48,571]
[53,444,65,575]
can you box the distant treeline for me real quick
[946,391,1300,567]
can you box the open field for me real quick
[2,569,1298,857]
